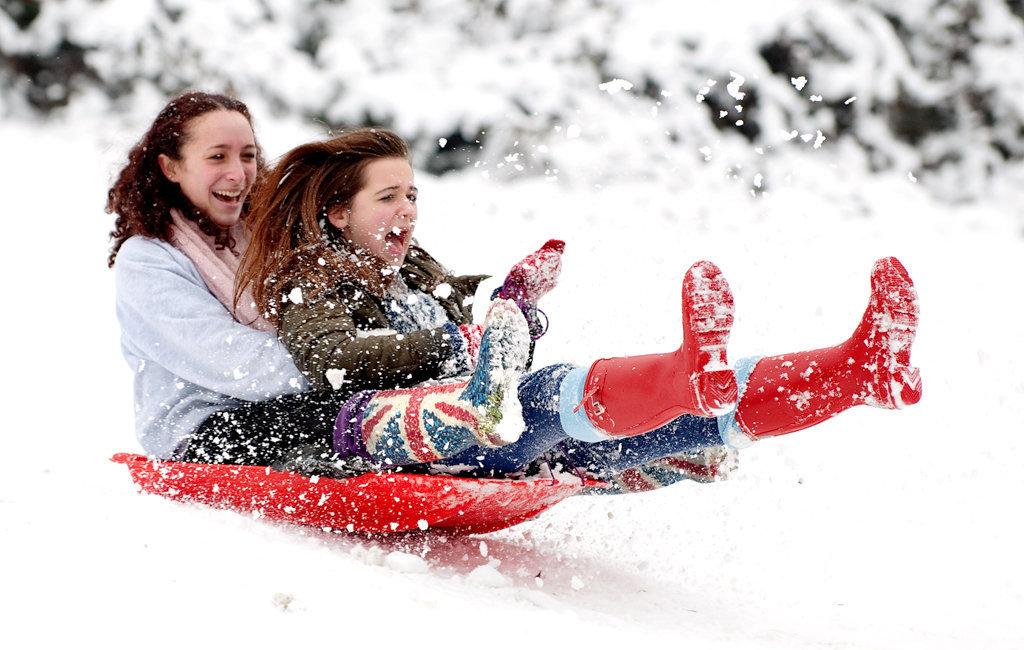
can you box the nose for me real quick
[224,157,245,183]
[396,197,416,224]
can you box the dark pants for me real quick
[181,390,349,465]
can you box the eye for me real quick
[208,153,224,160]
[380,194,395,202]
[242,151,256,161]
[407,193,418,203]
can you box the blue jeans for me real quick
[437,364,724,476]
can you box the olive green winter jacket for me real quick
[278,245,487,392]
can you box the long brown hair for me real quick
[105,91,266,267]
[236,128,410,320]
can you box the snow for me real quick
[384,551,431,574]
[431,282,453,300]
[478,300,529,445]
[325,368,347,391]
[598,78,634,95]
[726,71,747,101]
[3,20,1024,650]
[466,560,512,588]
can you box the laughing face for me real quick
[157,109,257,228]
[328,157,418,268]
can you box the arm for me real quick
[279,289,467,392]
[115,238,307,401]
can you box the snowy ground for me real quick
[2,114,1023,649]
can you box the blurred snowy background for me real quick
[2,1,1023,648]
[5,0,1024,199]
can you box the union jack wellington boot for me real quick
[734,257,922,440]
[358,300,531,464]
[578,261,738,438]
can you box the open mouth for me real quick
[384,227,409,252]
[212,189,244,205]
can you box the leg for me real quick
[434,258,922,481]
[732,257,922,442]
[578,260,738,436]
[558,414,723,475]
[182,389,348,465]
[339,299,533,464]
[340,259,741,469]
[432,365,732,476]
[548,360,762,487]
[330,258,745,473]
[430,364,577,473]
[571,257,922,463]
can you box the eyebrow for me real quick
[375,184,418,195]
[206,143,257,151]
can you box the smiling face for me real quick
[157,109,258,228]
[327,157,418,268]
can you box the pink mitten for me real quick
[496,239,565,338]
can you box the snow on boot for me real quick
[578,260,738,438]
[359,299,531,464]
[497,239,565,339]
[735,257,921,440]
[458,298,532,439]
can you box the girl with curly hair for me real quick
[108,91,326,461]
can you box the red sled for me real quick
[111,453,598,534]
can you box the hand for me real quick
[498,239,565,306]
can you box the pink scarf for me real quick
[169,209,275,333]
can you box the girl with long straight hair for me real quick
[230,128,922,490]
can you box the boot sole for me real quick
[693,369,739,416]
[868,257,922,407]
[683,261,738,415]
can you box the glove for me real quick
[495,239,565,338]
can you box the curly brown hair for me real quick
[236,128,410,321]
[105,91,266,267]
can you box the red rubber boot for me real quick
[578,260,738,438]
[735,257,922,440]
